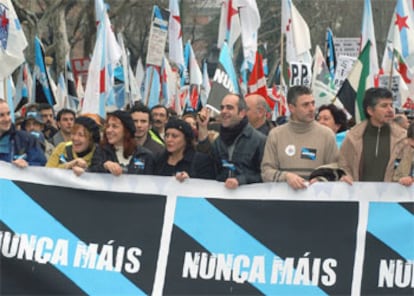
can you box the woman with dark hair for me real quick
[89,110,154,175]
[46,116,101,176]
[317,104,349,148]
[154,118,214,181]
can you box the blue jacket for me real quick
[0,125,46,166]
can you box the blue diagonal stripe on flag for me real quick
[367,202,414,259]
[174,197,326,295]
[0,179,145,295]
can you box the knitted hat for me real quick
[107,110,136,136]
[75,116,101,143]
[165,118,194,140]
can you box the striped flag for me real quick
[33,37,56,106]
[386,0,414,68]
[217,0,241,49]
[361,0,379,74]
[14,62,32,111]
[207,42,239,112]
[65,55,79,110]
[168,0,185,71]
[143,66,161,109]
[248,51,274,110]
[82,4,121,117]
[238,0,261,70]
[281,0,312,64]
[325,28,336,80]
[336,42,371,123]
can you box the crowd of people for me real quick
[1,85,413,189]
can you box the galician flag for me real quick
[82,3,122,117]
[0,0,27,80]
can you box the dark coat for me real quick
[0,125,46,166]
[154,148,215,180]
[197,123,266,185]
[89,144,155,175]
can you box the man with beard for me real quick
[38,103,58,140]
[0,99,46,167]
[261,85,339,190]
[197,93,266,189]
[339,87,407,183]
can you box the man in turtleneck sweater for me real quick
[197,93,266,189]
[339,87,406,184]
[261,85,339,189]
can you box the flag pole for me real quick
[388,50,395,89]
[280,32,284,85]
[3,79,6,102]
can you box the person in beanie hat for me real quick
[89,111,155,175]
[46,116,101,176]
[154,118,215,182]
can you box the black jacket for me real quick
[89,144,155,175]
[154,149,215,180]
[197,123,266,185]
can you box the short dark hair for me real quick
[130,103,152,122]
[362,87,393,119]
[317,104,348,132]
[224,93,247,112]
[150,104,169,118]
[56,109,76,122]
[287,85,312,106]
[237,93,247,111]
[38,103,54,113]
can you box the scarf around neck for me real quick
[220,116,248,146]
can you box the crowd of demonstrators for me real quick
[46,116,101,176]
[261,85,339,190]
[197,93,266,189]
[4,84,414,190]
[0,99,46,167]
[339,87,407,183]
[316,104,349,148]
[154,118,215,181]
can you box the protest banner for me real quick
[0,162,413,295]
